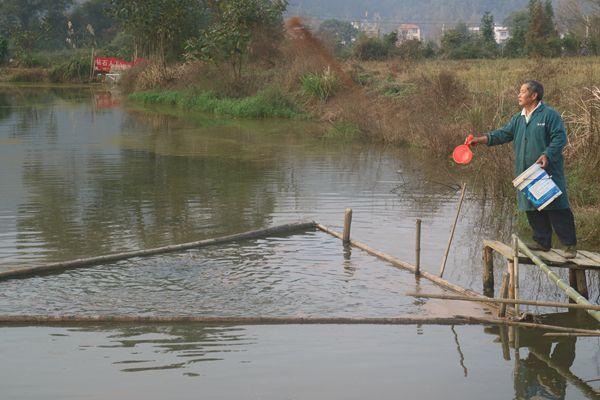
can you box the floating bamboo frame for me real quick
[0,221,317,281]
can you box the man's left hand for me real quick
[536,154,549,169]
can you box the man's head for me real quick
[518,80,544,108]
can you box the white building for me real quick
[494,26,509,44]
[468,25,510,44]
[397,24,421,44]
[351,21,381,38]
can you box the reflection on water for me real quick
[0,324,598,399]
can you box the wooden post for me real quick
[483,246,494,297]
[507,259,515,307]
[499,325,511,361]
[512,235,520,316]
[89,47,95,81]
[568,269,578,303]
[343,208,353,245]
[575,270,589,299]
[498,272,510,318]
[415,219,422,276]
[439,183,467,278]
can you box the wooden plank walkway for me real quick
[483,240,600,270]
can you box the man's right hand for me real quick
[470,135,488,146]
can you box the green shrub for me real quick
[49,56,92,83]
[17,53,50,68]
[300,68,340,101]
[352,36,391,60]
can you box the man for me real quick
[471,80,577,258]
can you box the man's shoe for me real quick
[564,246,577,259]
[526,242,551,252]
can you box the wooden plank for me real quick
[537,249,567,264]
[551,249,599,268]
[490,240,598,270]
[483,240,515,260]
[579,250,600,265]
[482,240,595,269]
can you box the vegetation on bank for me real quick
[129,87,302,119]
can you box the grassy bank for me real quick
[129,87,302,119]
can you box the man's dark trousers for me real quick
[526,208,577,249]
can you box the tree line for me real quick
[317,0,600,60]
[0,0,287,72]
[1,0,599,68]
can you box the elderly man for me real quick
[471,80,577,258]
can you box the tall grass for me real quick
[129,86,302,119]
[300,67,340,101]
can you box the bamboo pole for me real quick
[405,292,600,311]
[343,208,353,245]
[0,315,484,326]
[498,273,510,318]
[512,235,520,316]
[543,332,600,337]
[0,315,598,334]
[0,221,317,282]
[469,317,600,335]
[439,182,467,278]
[315,223,501,307]
[518,238,600,323]
[482,245,494,297]
[415,219,422,276]
[508,259,515,306]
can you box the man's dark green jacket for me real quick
[486,102,570,211]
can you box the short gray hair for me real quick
[524,80,544,101]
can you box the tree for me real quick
[504,9,530,57]
[0,35,8,62]
[186,0,287,80]
[440,22,483,59]
[109,0,209,63]
[526,0,561,56]
[480,11,498,57]
[0,0,74,52]
[71,0,118,46]
[316,19,358,57]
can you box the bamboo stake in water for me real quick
[518,238,600,323]
[406,292,600,311]
[498,273,510,318]
[343,208,353,245]
[439,183,467,278]
[512,235,520,316]
[415,219,422,276]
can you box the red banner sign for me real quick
[94,57,145,73]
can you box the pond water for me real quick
[1,324,599,399]
[0,86,598,398]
